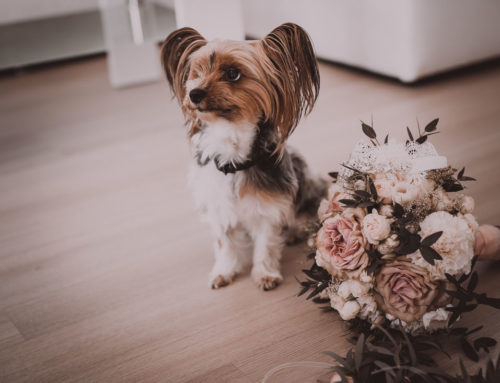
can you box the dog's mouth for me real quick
[197,107,233,116]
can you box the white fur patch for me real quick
[192,119,257,166]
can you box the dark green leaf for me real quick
[368,177,378,199]
[341,163,364,174]
[298,285,309,297]
[458,359,471,383]
[420,246,442,265]
[328,171,338,179]
[354,333,365,372]
[312,297,330,304]
[461,337,479,362]
[361,121,377,139]
[401,328,417,366]
[366,259,381,276]
[393,203,405,218]
[354,190,371,199]
[465,325,483,336]
[339,199,357,206]
[306,283,328,300]
[425,118,439,132]
[474,337,497,352]
[445,289,466,300]
[323,351,346,365]
[462,303,478,312]
[458,167,465,179]
[442,180,464,192]
[416,135,428,144]
[467,272,478,292]
[461,176,477,181]
[421,231,443,247]
[445,273,458,284]
[476,294,500,309]
[407,126,414,141]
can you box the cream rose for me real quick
[337,300,361,320]
[408,211,476,279]
[374,260,442,323]
[391,181,421,204]
[361,210,392,245]
[316,208,369,277]
[337,279,371,300]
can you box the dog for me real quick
[161,23,327,290]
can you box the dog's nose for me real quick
[189,89,206,104]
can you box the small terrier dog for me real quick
[161,23,326,290]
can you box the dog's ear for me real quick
[260,23,320,152]
[161,28,206,102]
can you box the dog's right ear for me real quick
[161,28,206,102]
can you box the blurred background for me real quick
[2,0,500,84]
[1,1,500,382]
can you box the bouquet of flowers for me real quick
[263,120,500,383]
[306,119,484,333]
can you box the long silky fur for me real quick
[259,23,320,155]
[160,23,326,290]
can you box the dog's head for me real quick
[161,23,319,153]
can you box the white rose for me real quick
[408,211,476,279]
[337,280,371,299]
[392,181,420,204]
[362,210,392,245]
[337,300,360,320]
[377,234,400,255]
[329,293,346,311]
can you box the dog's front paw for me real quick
[252,270,283,291]
[209,274,234,289]
[259,275,282,291]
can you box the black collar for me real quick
[195,122,280,175]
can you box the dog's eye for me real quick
[224,67,241,82]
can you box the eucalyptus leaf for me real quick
[361,121,377,139]
[425,118,439,132]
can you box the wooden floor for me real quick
[1,56,500,383]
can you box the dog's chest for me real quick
[188,161,290,233]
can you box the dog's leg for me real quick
[209,225,251,289]
[250,223,284,290]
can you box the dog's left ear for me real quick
[161,28,206,102]
[260,23,320,151]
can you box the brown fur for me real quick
[160,23,320,154]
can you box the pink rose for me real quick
[316,208,369,277]
[374,260,442,323]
